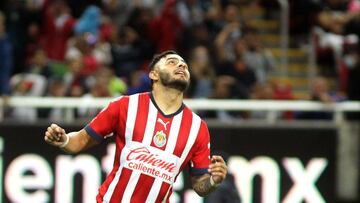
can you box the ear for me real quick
[149,70,159,82]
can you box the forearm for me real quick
[191,174,217,197]
[60,130,97,154]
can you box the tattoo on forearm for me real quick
[192,176,216,197]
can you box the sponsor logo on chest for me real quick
[123,142,180,184]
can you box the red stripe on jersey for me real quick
[132,93,150,142]
[155,182,171,203]
[173,107,193,157]
[96,144,121,202]
[109,168,133,203]
[150,114,173,150]
[96,96,129,202]
[130,175,155,202]
[179,120,211,173]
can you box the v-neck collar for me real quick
[149,92,184,118]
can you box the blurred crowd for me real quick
[290,0,360,100]
[0,0,359,121]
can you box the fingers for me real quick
[208,155,228,184]
[44,123,66,146]
[211,155,225,164]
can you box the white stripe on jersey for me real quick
[125,94,139,144]
[121,99,158,203]
[177,113,201,170]
[102,94,139,203]
[145,111,184,203]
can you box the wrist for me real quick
[210,175,219,187]
[59,134,69,148]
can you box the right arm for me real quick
[45,97,122,153]
[44,123,99,154]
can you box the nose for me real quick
[178,61,188,70]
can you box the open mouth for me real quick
[175,71,186,77]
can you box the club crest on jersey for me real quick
[153,130,167,148]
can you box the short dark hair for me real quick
[148,50,178,71]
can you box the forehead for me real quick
[162,54,184,62]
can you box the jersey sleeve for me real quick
[189,120,211,176]
[84,97,122,142]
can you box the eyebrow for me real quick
[165,57,185,62]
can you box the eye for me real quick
[166,58,179,66]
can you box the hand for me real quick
[208,155,227,185]
[44,123,68,147]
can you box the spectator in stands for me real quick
[87,66,127,97]
[243,28,276,83]
[148,0,183,52]
[0,11,13,95]
[110,26,144,78]
[63,57,87,97]
[66,33,99,76]
[125,7,155,61]
[314,0,360,76]
[44,78,67,122]
[102,0,161,29]
[27,48,52,78]
[10,73,47,97]
[216,49,258,99]
[126,70,151,95]
[41,0,76,61]
[24,22,42,66]
[311,76,344,103]
[176,0,206,28]
[78,67,125,118]
[182,23,213,57]
[214,4,243,62]
[206,75,247,121]
[250,82,275,119]
[188,45,216,98]
[296,76,345,119]
[9,73,47,121]
[3,1,32,73]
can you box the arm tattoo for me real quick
[191,175,217,197]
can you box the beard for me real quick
[159,71,189,92]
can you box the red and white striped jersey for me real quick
[85,92,211,203]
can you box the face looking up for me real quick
[153,54,190,92]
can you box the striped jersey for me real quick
[85,92,211,203]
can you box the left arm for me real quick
[191,155,227,197]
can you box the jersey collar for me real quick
[149,92,185,118]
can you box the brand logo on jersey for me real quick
[124,144,180,184]
[157,118,170,130]
[153,130,167,148]
[126,146,176,173]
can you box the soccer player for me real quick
[44,50,228,202]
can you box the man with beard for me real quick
[44,50,227,202]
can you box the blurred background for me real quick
[0,0,359,203]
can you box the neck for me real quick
[152,85,184,115]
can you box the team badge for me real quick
[153,130,167,147]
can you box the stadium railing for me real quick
[0,96,359,123]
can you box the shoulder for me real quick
[184,106,209,130]
[189,107,207,122]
